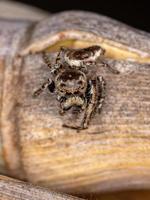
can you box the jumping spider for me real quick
[33,45,119,129]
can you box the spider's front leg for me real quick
[42,49,65,74]
[55,47,68,64]
[33,78,55,97]
[59,96,71,115]
[59,98,67,115]
[81,76,106,129]
[42,52,52,69]
[81,79,97,129]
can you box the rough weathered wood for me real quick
[0,10,150,194]
[0,0,49,20]
[0,175,83,200]
[21,11,150,64]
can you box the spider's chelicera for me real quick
[33,45,119,129]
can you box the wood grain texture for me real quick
[0,11,150,195]
[0,175,83,200]
[17,56,150,194]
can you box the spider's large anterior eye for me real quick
[78,80,85,89]
[78,80,83,85]
[60,83,66,87]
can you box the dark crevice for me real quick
[13,0,150,32]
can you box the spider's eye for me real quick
[60,90,64,93]
[78,80,86,89]
[78,80,83,85]
[60,83,66,87]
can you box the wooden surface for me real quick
[0,9,150,197]
[0,0,49,20]
[2,176,150,200]
[17,55,150,194]
[0,175,83,200]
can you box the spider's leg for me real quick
[59,100,73,116]
[81,60,99,72]
[55,46,69,63]
[81,79,97,129]
[33,78,53,97]
[55,48,62,65]
[42,52,52,69]
[48,80,55,93]
[99,60,120,74]
[59,107,66,115]
[59,101,66,115]
[42,51,62,74]
[80,61,88,72]
[58,96,68,115]
[97,76,106,113]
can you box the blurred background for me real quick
[14,0,150,32]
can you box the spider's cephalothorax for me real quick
[33,45,119,129]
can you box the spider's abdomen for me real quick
[64,45,104,67]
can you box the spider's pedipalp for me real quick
[42,52,52,69]
[33,78,53,97]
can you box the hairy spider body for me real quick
[33,45,119,129]
[64,46,105,68]
[55,69,87,94]
[55,68,87,115]
[60,96,85,112]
